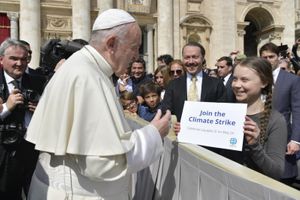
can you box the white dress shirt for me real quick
[223,73,232,86]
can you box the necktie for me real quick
[188,75,198,101]
[11,79,20,90]
[221,77,225,85]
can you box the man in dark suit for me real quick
[216,56,236,102]
[260,42,300,186]
[0,39,45,199]
[162,42,227,132]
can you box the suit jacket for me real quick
[0,69,45,193]
[225,74,236,102]
[0,70,45,125]
[273,69,300,178]
[162,72,227,122]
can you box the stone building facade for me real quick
[0,0,299,72]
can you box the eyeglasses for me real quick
[169,70,183,76]
[123,101,137,110]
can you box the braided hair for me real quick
[237,57,273,145]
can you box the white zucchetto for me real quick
[92,9,136,31]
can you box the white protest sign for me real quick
[178,101,247,151]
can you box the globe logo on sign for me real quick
[230,138,237,145]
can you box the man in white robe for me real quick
[25,9,171,200]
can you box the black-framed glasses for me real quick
[123,101,137,110]
[169,69,183,76]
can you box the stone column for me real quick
[237,22,249,54]
[173,0,180,58]
[7,12,19,40]
[296,0,300,9]
[157,0,173,56]
[98,0,113,14]
[20,0,41,69]
[72,0,91,41]
[147,25,154,73]
[280,0,295,46]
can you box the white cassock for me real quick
[25,45,163,200]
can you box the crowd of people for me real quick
[0,8,299,199]
[115,39,300,188]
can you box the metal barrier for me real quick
[127,115,300,200]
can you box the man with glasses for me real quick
[260,42,300,186]
[162,42,227,133]
[19,40,47,81]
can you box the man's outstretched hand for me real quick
[151,109,171,138]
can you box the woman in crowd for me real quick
[154,65,171,99]
[169,59,185,79]
[229,57,287,180]
[207,67,218,78]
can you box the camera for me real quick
[0,123,25,146]
[22,89,40,104]
[278,44,289,58]
[38,39,87,76]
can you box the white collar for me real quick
[187,70,203,80]
[83,45,114,77]
[223,73,232,85]
[272,67,280,83]
[4,71,22,84]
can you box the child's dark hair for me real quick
[157,54,174,66]
[119,91,137,108]
[139,82,161,98]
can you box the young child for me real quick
[119,91,142,117]
[116,67,133,96]
[138,82,162,122]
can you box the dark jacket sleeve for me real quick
[290,76,300,142]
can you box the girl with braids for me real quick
[230,57,287,179]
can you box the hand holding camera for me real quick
[6,89,40,111]
[6,89,24,111]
